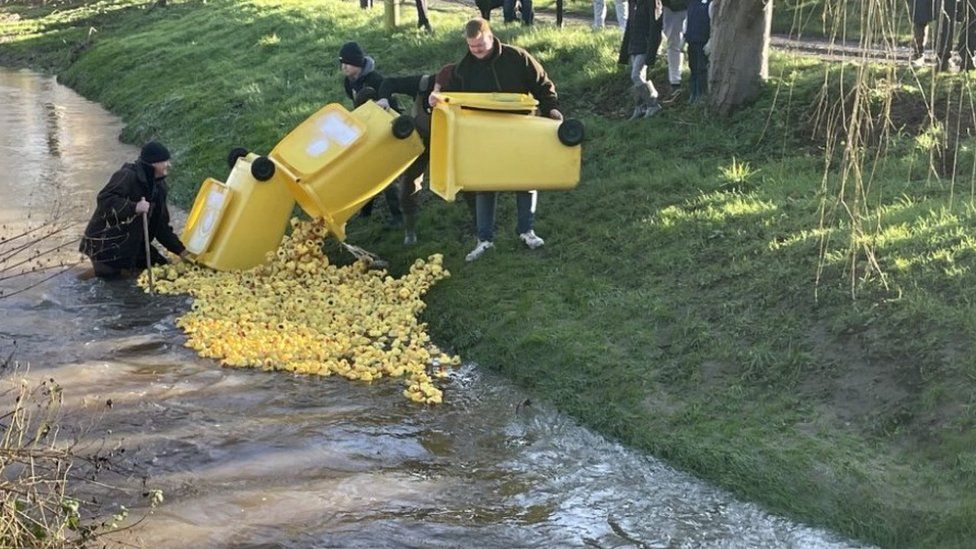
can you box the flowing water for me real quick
[0,67,869,548]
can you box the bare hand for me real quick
[549,109,564,121]
[428,90,443,108]
[376,98,390,110]
[135,198,150,215]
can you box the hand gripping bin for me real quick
[181,152,296,271]
[249,101,424,240]
[428,92,585,201]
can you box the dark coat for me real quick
[343,56,386,105]
[79,161,185,269]
[685,0,712,44]
[378,73,435,141]
[443,37,560,115]
[662,0,688,10]
[619,0,664,64]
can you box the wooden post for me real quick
[385,0,400,30]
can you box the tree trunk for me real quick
[708,0,772,116]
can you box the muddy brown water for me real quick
[0,67,869,548]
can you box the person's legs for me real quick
[630,53,660,118]
[936,0,958,69]
[520,0,533,25]
[662,7,686,86]
[593,0,606,28]
[687,42,706,102]
[515,190,536,235]
[614,0,628,29]
[466,192,496,261]
[630,53,649,119]
[914,22,929,59]
[475,192,497,242]
[503,0,518,22]
[476,0,494,19]
[957,0,976,69]
[91,259,122,278]
[415,0,432,31]
[383,182,403,225]
[398,154,426,244]
[360,197,376,218]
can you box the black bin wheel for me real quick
[557,119,585,146]
[392,115,415,139]
[227,147,248,169]
[251,156,276,181]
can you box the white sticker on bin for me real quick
[306,139,329,157]
[186,184,227,254]
[317,112,361,146]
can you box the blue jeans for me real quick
[503,0,533,24]
[476,191,536,242]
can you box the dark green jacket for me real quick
[444,37,559,115]
[79,161,184,269]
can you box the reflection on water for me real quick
[0,67,870,548]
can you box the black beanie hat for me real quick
[140,141,171,164]
[339,41,366,68]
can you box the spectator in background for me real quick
[685,0,715,103]
[619,0,664,119]
[594,0,628,30]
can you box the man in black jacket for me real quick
[338,41,403,226]
[79,141,188,278]
[434,18,562,262]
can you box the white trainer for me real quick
[465,240,494,262]
[519,230,545,249]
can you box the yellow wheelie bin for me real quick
[246,101,424,240]
[181,152,296,271]
[428,92,585,202]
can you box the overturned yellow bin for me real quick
[181,153,296,271]
[429,92,584,202]
[248,101,424,240]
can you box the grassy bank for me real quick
[3,1,976,546]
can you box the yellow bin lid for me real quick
[433,92,538,112]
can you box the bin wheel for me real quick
[557,119,585,146]
[392,115,415,139]
[227,147,248,169]
[251,156,276,181]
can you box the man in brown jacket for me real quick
[433,18,563,262]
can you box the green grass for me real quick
[3,1,976,547]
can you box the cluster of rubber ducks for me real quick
[137,217,459,404]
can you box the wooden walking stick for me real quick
[140,197,154,293]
